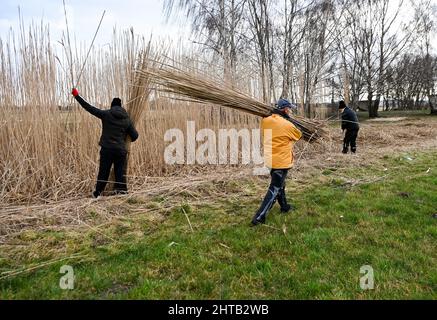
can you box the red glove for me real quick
[72,88,79,97]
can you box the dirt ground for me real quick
[295,115,437,173]
[1,115,436,245]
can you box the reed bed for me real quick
[0,19,328,205]
[0,101,259,204]
[0,23,260,204]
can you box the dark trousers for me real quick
[252,169,289,224]
[95,147,128,196]
[343,129,359,153]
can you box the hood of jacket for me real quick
[110,105,129,119]
[271,108,291,120]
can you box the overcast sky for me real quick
[0,0,189,46]
[0,0,435,52]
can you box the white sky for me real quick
[0,0,190,47]
[0,0,435,52]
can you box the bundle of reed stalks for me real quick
[107,39,160,191]
[137,65,327,141]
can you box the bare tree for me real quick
[334,0,367,110]
[279,0,308,100]
[246,0,277,103]
[165,0,435,118]
[371,0,415,118]
[413,0,437,114]
[301,0,338,117]
[335,0,417,118]
[164,0,246,83]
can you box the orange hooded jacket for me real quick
[262,114,302,169]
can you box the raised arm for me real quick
[72,88,105,119]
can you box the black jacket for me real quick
[75,95,139,151]
[341,107,359,131]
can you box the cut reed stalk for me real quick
[137,64,328,141]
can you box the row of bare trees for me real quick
[385,54,437,112]
[165,0,437,117]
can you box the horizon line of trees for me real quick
[165,0,437,117]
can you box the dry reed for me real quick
[136,64,328,141]
[0,22,260,204]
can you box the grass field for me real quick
[1,2,436,302]
[1,141,436,299]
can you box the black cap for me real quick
[339,100,346,109]
[111,98,122,107]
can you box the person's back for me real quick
[74,96,138,150]
[341,106,359,131]
[100,105,137,150]
[72,89,138,197]
[262,113,301,169]
[339,101,359,154]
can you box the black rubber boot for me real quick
[252,169,288,226]
[342,136,349,153]
[252,187,279,226]
[251,216,265,226]
[278,188,293,213]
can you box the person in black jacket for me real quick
[339,100,359,153]
[72,88,139,198]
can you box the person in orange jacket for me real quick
[251,99,302,226]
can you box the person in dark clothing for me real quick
[71,88,139,198]
[339,100,359,154]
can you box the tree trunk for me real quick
[431,101,437,115]
[372,97,380,117]
[343,67,350,105]
[305,53,311,117]
[260,62,268,103]
[368,91,378,118]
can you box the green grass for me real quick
[357,109,431,121]
[0,151,436,299]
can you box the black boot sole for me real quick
[251,219,265,226]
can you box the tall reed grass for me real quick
[0,21,260,204]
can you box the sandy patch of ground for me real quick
[367,117,407,122]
